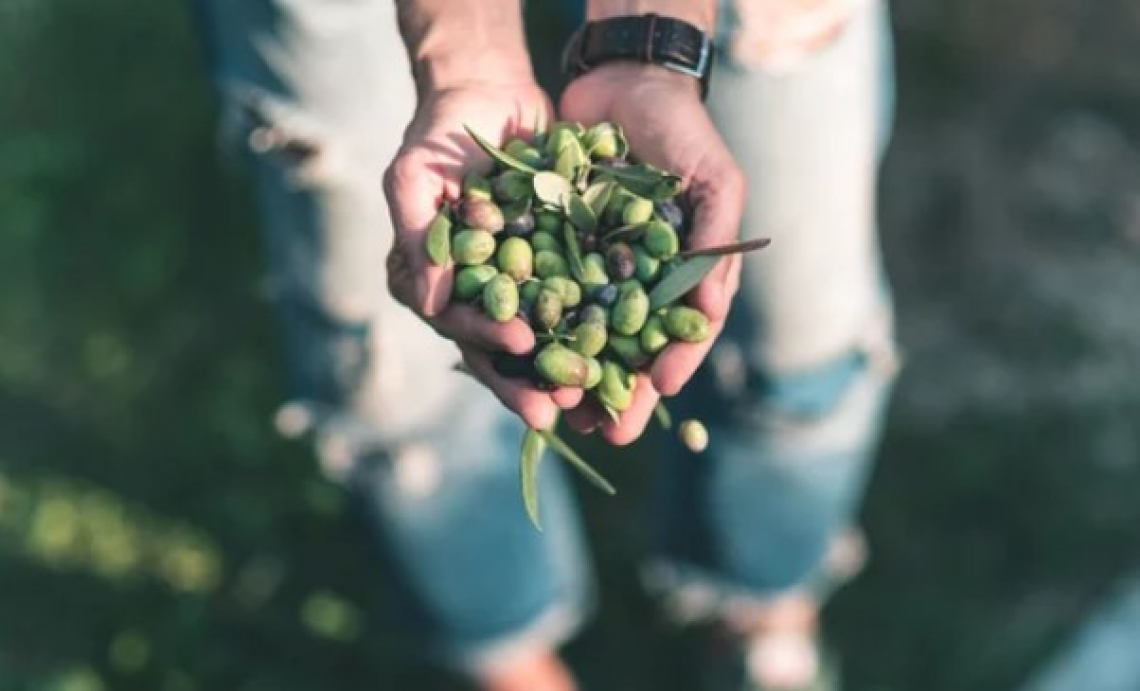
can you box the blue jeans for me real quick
[190,0,898,675]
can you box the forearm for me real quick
[395,0,534,94]
[586,0,716,31]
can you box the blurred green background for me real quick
[4,1,1140,689]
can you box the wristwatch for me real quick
[562,14,715,100]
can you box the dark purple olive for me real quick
[606,243,637,281]
[562,309,580,328]
[582,234,598,253]
[654,199,685,231]
[595,283,619,307]
[504,210,536,237]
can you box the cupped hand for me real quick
[560,64,747,444]
[384,83,583,430]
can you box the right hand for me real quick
[384,82,582,431]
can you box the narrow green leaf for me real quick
[555,137,588,182]
[601,403,621,425]
[679,238,772,260]
[464,125,538,174]
[583,180,616,216]
[539,430,616,496]
[648,255,720,310]
[594,163,683,200]
[424,206,452,266]
[562,221,587,282]
[532,112,547,150]
[533,171,575,208]
[566,193,597,234]
[654,402,673,430]
[520,430,547,530]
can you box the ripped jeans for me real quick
[189,0,898,675]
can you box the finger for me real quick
[552,387,585,409]
[685,166,747,322]
[433,304,536,355]
[650,312,729,396]
[601,374,659,446]
[384,151,453,318]
[461,347,560,431]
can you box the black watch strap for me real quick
[562,14,714,100]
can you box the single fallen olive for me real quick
[452,229,496,265]
[535,343,591,388]
[664,305,711,342]
[483,273,520,323]
[644,220,680,260]
[679,419,709,453]
[497,237,534,281]
[454,264,499,301]
[611,282,650,336]
[639,315,670,355]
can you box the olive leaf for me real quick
[583,180,616,216]
[600,403,622,425]
[532,112,547,151]
[566,193,597,234]
[533,171,575,208]
[654,402,673,430]
[465,125,538,174]
[594,163,683,200]
[562,221,587,282]
[520,429,547,530]
[555,137,588,182]
[424,206,452,266]
[538,429,616,495]
[648,255,720,310]
[679,238,772,260]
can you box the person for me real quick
[189,0,899,688]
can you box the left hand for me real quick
[560,63,746,444]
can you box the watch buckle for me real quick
[662,35,711,80]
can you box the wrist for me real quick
[587,0,716,31]
[398,0,535,94]
[571,61,702,99]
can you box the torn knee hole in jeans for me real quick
[723,0,865,72]
[220,83,359,188]
[712,337,898,428]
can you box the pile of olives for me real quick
[426,121,711,418]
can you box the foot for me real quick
[476,649,577,691]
